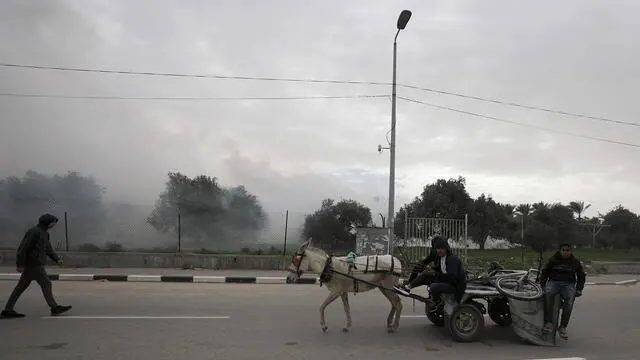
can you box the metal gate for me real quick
[400,215,469,264]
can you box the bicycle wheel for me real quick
[494,276,543,301]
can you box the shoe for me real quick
[427,299,444,314]
[542,322,553,334]
[50,305,72,316]
[0,309,26,319]
[558,326,568,340]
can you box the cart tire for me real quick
[488,298,512,326]
[447,304,484,342]
[494,277,544,301]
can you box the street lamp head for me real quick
[397,10,412,30]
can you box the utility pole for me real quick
[64,211,70,252]
[520,215,524,265]
[385,10,412,256]
[176,207,182,253]
[514,211,528,265]
[283,210,289,255]
[576,222,611,248]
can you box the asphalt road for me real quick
[0,281,638,360]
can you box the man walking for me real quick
[540,243,586,340]
[1,213,72,318]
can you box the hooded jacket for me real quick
[540,251,586,291]
[431,237,467,301]
[16,213,61,268]
[406,236,447,282]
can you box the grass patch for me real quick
[396,247,640,271]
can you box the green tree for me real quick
[513,203,534,245]
[569,201,591,221]
[393,176,472,238]
[524,219,557,253]
[147,172,267,248]
[524,202,576,251]
[468,194,506,249]
[302,198,372,253]
[0,170,106,247]
[600,205,640,249]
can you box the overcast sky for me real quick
[1,0,639,225]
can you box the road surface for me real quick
[0,280,637,360]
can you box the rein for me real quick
[319,255,333,285]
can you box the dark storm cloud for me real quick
[0,0,639,222]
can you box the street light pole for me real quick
[387,9,412,255]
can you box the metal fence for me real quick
[398,215,469,265]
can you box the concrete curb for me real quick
[0,273,637,286]
[0,273,318,284]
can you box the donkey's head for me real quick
[286,238,326,283]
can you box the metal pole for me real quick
[64,211,69,252]
[521,215,525,265]
[387,30,399,255]
[177,212,181,253]
[464,213,468,265]
[283,210,289,255]
[404,210,408,244]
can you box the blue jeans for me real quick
[544,280,576,327]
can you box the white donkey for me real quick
[286,239,404,333]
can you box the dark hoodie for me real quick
[540,250,586,291]
[407,236,447,282]
[16,213,61,268]
[431,237,467,301]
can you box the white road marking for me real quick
[41,315,231,319]
[527,358,586,360]
[615,279,639,285]
[400,315,427,318]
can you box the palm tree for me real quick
[502,204,515,217]
[514,203,533,246]
[515,203,533,217]
[569,201,591,221]
[531,202,550,214]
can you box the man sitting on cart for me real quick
[396,237,467,310]
[540,242,586,340]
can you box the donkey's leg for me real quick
[387,276,404,331]
[320,290,341,333]
[378,287,397,332]
[340,292,352,332]
[389,291,403,331]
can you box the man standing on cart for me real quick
[540,242,585,340]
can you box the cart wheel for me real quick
[488,298,512,327]
[447,304,485,342]
[494,277,543,301]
